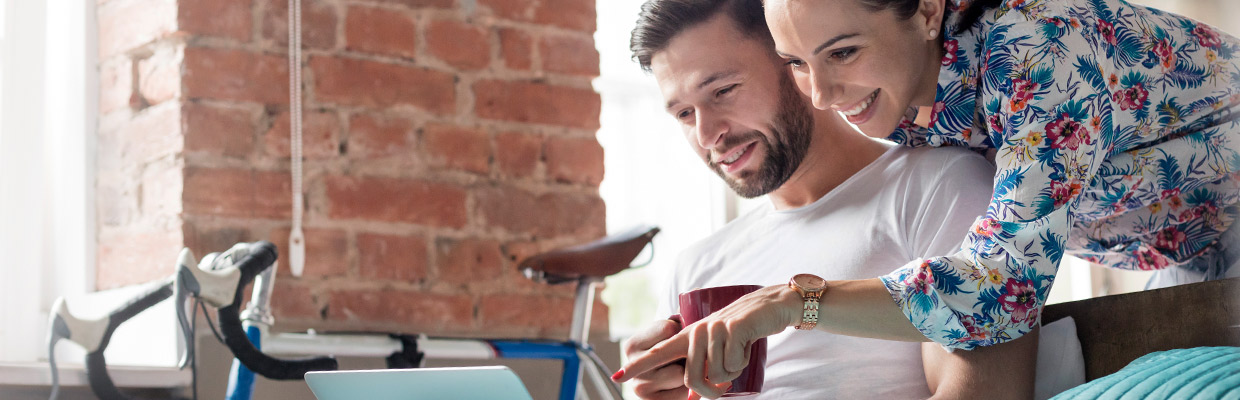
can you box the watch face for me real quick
[793,274,826,290]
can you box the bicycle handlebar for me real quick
[213,241,338,379]
[48,279,175,400]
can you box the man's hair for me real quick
[630,0,769,72]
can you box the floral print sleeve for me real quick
[880,0,1240,350]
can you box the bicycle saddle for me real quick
[519,225,660,283]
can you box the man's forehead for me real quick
[650,19,768,106]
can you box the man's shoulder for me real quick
[677,206,768,261]
[885,145,993,178]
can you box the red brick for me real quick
[497,28,533,71]
[183,224,252,258]
[540,34,599,77]
[545,136,603,185]
[358,233,427,282]
[310,56,455,114]
[184,47,289,104]
[98,0,176,58]
[184,167,292,220]
[325,175,467,228]
[478,293,573,337]
[261,0,338,51]
[326,289,473,332]
[99,58,133,114]
[183,103,256,159]
[345,6,416,58]
[534,0,596,33]
[367,0,453,9]
[265,109,341,159]
[96,229,185,289]
[271,227,349,278]
[347,113,414,158]
[475,187,606,237]
[473,80,600,129]
[118,104,182,165]
[423,124,491,174]
[179,0,251,41]
[137,46,181,106]
[270,282,322,320]
[435,238,503,286]
[478,0,535,20]
[140,161,183,218]
[494,132,541,178]
[96,173,136,227]
[426,19,490,70]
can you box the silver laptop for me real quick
[305,366,535,400]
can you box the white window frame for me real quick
[0,0,97,364]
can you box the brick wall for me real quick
[96,0,607,339]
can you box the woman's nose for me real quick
[809,69,839,111]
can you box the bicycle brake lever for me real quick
[48,279,175,400]
[207,241,339,379]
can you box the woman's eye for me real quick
[785,59,805,68]
[830,47,857,60]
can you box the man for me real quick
[620,0,1039,399]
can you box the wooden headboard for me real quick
[1042,277,1240,381]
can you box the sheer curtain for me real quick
[0,0,96,363]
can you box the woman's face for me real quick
[765,0,944,138]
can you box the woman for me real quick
[617,0,1239,397]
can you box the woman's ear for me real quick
[917,0,948,39]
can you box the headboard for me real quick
[1042,277,1240,381]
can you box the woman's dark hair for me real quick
[858,0,1002,35]
[630,0,769,72]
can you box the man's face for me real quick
[650,13,813,198]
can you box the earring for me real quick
[929,29,939,39]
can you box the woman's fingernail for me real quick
[611,369,625,381]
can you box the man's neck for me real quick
[767,112,890,211]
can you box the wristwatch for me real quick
[788,273,827,330]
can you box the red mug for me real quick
[677,285,766,396]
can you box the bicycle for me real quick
[47,225,660,400]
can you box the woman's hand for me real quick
[622,318,689,400]
[614,285,803,399]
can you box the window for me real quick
[0,0,97,365]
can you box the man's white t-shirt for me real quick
[660,144,995,399]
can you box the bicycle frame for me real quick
[221,261,621,400]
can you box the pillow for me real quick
[1051,346,1240,399]
[1036,316,1086,400]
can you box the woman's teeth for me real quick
[841,90,879,117]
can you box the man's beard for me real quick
[708,75,814,198]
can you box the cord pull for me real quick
[289,227,305,277]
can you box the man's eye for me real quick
[677,109,694,120]
[716,84,738,97]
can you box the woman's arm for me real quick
[923,328,1039,400]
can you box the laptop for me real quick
[305,366,535,400]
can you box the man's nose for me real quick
[694,110,727,150]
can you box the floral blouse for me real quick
[879,0,1240,349]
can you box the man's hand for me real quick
[615,285,799,399]
[620,318,688,400]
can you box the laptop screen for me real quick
[305,366,535,400]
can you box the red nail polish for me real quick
[611,369,625,381]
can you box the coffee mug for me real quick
[677,285,766,396]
